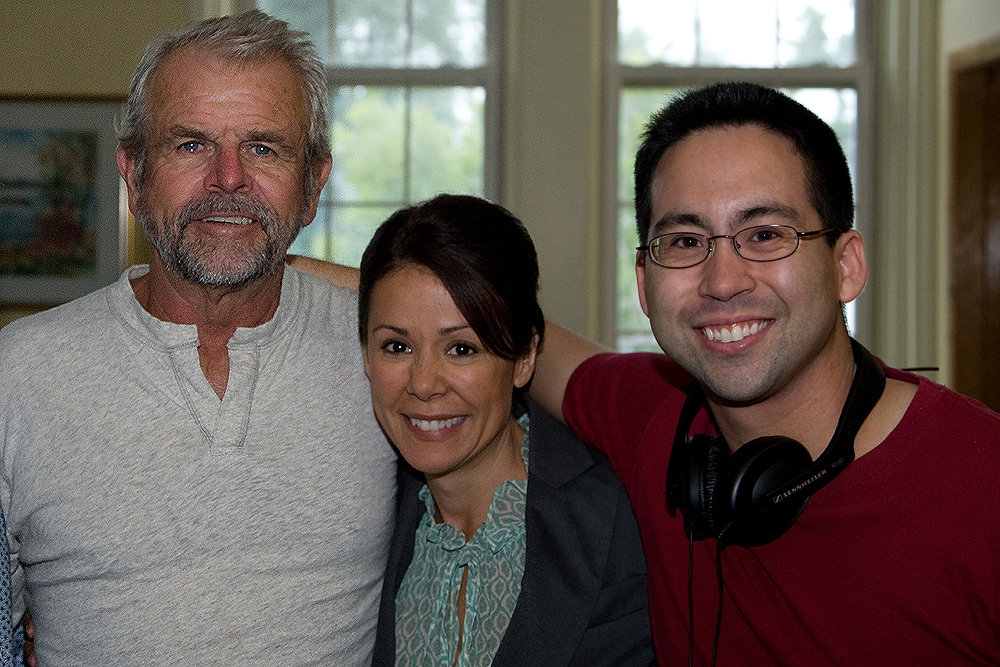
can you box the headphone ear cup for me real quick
[722,436,813,547]
[686,435,730,539]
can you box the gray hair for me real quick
[117,9,330,194]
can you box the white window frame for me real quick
[242,0,503,264]
[225,0,942,375]
[321,1,503,202]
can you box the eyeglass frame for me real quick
[636,224,839,269]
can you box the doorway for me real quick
[950,39,1000,412]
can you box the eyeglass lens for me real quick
[649,225,801,268]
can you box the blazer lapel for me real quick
[493,400,619,665]
[372,462,425,666]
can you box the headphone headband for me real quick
[667,338,886,547]
[765,338,886,505]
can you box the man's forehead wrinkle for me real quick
[166,125,211,139]
[246,129,286,141]
[245,129,302,151]
[651,212,707,235]
[147,124,204,150]
[652,200,802,236]
[734,201,801,227]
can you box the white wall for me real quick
[501,0,605,340]
[940,1,1000,52]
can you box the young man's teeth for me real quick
[410,416,464,432]
[703,321,766,342]
[204,216,253,225]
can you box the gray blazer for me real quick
[372,400,655,666]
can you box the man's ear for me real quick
[116,146,140,216]
[835,229,868,304]
[304,155,333,225]
[635,248,652,318]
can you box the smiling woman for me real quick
[363,264,534,498]
[359,194,654,666]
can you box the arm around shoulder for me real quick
[286,255,360,291]
[531,322,609,423]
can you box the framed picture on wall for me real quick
[0,98,125,304]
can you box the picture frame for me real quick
[0,98,126,304]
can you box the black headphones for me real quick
[666,338,886,548]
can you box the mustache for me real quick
[178,193,276,230]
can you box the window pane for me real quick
[289,205,332,259]
[331,86,407,203]
[619,1,696,66]
[409,87,485,200]
[259,1,492,270]
[778,0,855,66]
[617,88,676,351]
[619,88,678,202]
[618,0,855,67]
[698,0,780,67]
[786,87,857,180]
[333,0,408,67]
[290,205,398,265]
[412,0,486,67]
[330,85,485,205]
[327,205,398,265]
[617,206,657,352]
[311,0,488,68]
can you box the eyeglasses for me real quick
[637,224,838,269]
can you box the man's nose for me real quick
[698,237,755,301]
[205,146,250,192]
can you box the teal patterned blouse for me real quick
[394,414,530,666]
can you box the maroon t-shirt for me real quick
[565,351,1000,665]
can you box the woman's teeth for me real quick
[409,416,465,431]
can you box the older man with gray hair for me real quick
[0,11,395,664]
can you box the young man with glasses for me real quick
[530,82,1000,664]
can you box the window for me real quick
[613,0,866,351]
[256,0,499,265]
